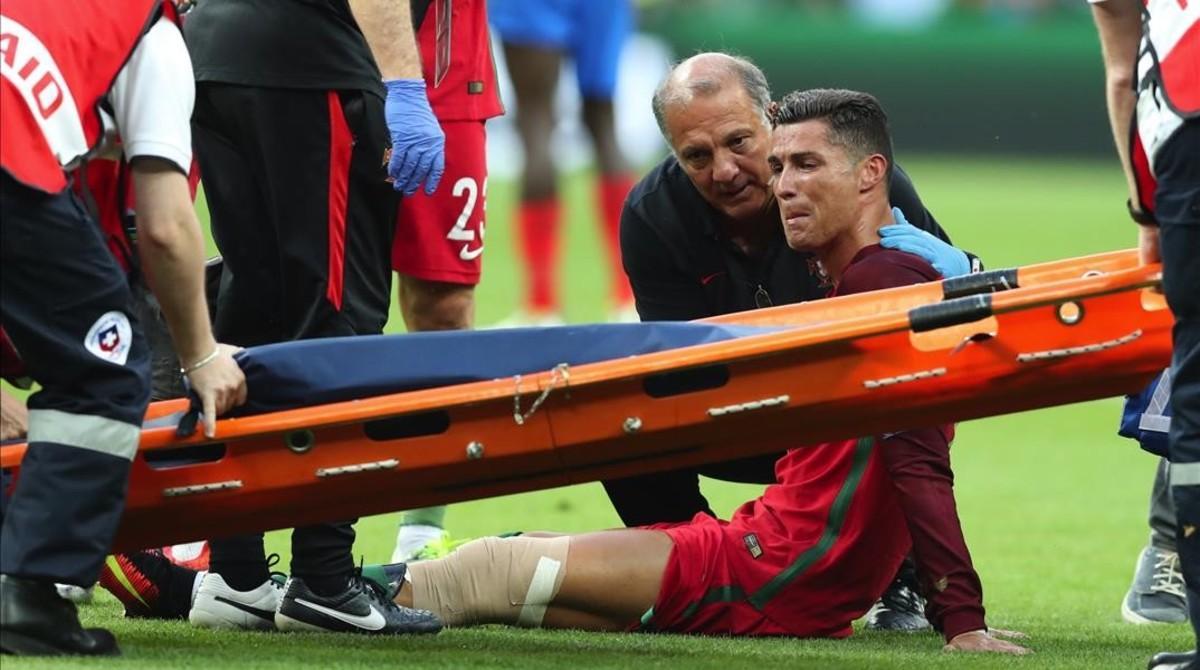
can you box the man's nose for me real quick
[773,169,795,200]
[712,151,739,183]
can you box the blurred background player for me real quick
[389,0,506,563]
[0,0,246,655]
[489,0,639,325]
[181,0,444,635]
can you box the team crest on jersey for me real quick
[84,311,131,365]
[742,533,763,559]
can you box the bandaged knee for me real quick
[408,535,569,627]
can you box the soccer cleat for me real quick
[0,574,119,656]
[360,563,409,592]
[275,574,441,635]
[1123,545,1187,624]
[163,541,210,572]
[1149,649,1198,670]
[55,584,94,604]
[391,528,468,563]
[864,569,931,632]
[189,572,282,631]
[99,550,198,620]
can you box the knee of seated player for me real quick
[406,535,570,627]
[400,277,475,331]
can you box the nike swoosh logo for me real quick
[700,271,726,286]
[214,596,275,621]
[459,244,483,261]
[294,598,386,631]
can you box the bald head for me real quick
[652,53,772,146]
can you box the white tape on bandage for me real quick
[516,556,562,627]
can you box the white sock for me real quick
[392,524,443,562]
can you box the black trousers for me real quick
[0,173,151,586]
[602,452,781,526]
[1155,120,1200,641]
[193,84,398,580]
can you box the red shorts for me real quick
[392,120,487,285]
[639,439,910,637]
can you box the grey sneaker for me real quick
[1123,545,1187,624]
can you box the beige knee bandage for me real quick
[408,535,570,627]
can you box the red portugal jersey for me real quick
[416,0,504,122]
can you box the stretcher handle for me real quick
[908,295,993,333]
[942,269,1019,300]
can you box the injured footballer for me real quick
[388,90,1029,655]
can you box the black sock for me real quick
[208,535,269,591]
[162,563,200,619]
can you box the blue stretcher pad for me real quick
[229,322,780,417]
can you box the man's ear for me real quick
[858,154,888,193]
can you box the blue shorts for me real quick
[488,0,631,99]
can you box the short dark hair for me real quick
[773,89,893,182]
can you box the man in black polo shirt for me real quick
[611,53,977,633]
[180,0,445,635]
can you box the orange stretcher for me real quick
[0,249,1172,552]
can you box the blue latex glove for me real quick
[878,207,970,278]
[383,78,445,196]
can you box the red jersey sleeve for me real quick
[832,244,987,641]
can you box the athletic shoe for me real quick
[1123,545,1187,624]
[274,574,441,635]
[54,584,93,604]
[608,302,640,323]
[391,528,467,563]
[489,309,565,329]
[360,563,408,592]
[163,541,210,572]
[0,574,119,656]
[99,550,198,620]
[189,572,282,631]
[1149,649,1198,670]
[864,570,930,632]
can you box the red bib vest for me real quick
[0,0,171,193]
[1143,0,1200,117]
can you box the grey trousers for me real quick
[1151,458,1178,552]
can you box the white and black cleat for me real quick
[274,575,440,635]
[189,573,282,631]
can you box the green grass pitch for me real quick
[5,155,1192,669]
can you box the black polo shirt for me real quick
[620,155,960,321]
[184,0,434,99]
